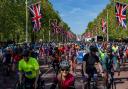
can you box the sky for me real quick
[49,0,110,35]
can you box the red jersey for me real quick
[52,73,75,89]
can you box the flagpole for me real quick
[25,0,28,42]
[107,9,109,42]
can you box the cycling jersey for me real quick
[18,57,39,79]
[126,49,128,58]
[3,52,12,64]
[50,73,75,89]
[13,54,21,62]
[102,54,114,72]
[83,53,99,76]
[83,53,99,68]
[99,50,105,62]
[76,51,85,63]
[112,46,118,53]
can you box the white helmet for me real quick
[59,60,70,68]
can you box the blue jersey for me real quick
[76,51,85,63]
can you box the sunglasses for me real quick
[61,68,69,71]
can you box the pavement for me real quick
[0,60,128,89]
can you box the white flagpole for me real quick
[107,9,109,42]
[25,0,28,42]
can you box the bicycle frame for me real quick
[107,72,116,89]
[83,75,98,89]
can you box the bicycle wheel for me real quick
[107,79,111,89]
[110,79,116,89]
[14,81,24,89]
[14,81,19,89]
[2,65,8,75]
[37,75,45,89]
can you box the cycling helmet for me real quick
[59,60,70,69]
[22,49,29,57]
[89,45,98,52]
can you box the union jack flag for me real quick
[28,3,42,32]
[102,19,107,33]
[57,26,61,34]
[115,2,127,28]
[49,19,58,34]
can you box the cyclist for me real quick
[118,46,125,66]
[0,46,3,65]
[50,60,75,89]
[2,47,13,76]
[126,46,128,61]
[76,49,86,64]
[69,54,77,75]
[29,47,38,59]
[18,49,39,89]
[102,47,116,89]
[82,45,103,88]
[51,53,60,75]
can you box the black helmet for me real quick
[22,49,30,57]
[89,45,98,52]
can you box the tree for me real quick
[83,0,128,41]
[0,0,72,42]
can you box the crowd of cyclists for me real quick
[0,41,128,89]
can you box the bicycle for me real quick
[2,62,12,76]
[83,74,98,89]
[51,61,60,75]
[106,71,116,89]
[14,74,45,89]
[37,74,45,89]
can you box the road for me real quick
[0,60,128,89]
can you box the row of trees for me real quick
[0,0,74,43]
[83,0,128,41]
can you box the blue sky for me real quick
[49,0,110,35]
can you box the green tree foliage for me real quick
[83,0,128,40]
[0,0,71,42]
